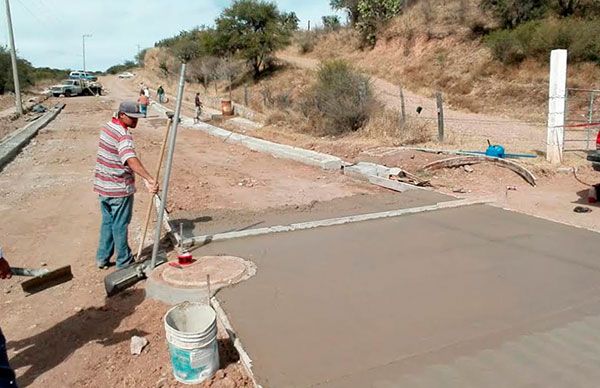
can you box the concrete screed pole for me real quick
[149,63,186,271]
[4,0,22,115]
[547,49,568,164]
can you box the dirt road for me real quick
[0,75,399,387]
[278,53,546,152]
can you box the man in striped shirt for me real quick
[93,101,158,270]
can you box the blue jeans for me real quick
[96,195,134,269]
[0,329,17,387]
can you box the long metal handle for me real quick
[149,63,186,271]
[136,118,171,260]
[11,267,49,277]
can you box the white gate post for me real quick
[547,49,568,164]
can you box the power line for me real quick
[14,0,50,28]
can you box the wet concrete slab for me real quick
[198,205,600,387]
[171,189,451,239]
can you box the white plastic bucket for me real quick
[164,302,219,385]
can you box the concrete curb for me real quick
[211,297,260,387]
[0,103,66,172]
[151,102,343,171]
[183,198,492,248]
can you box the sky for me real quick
[0,0,340,71]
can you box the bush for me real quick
[106,61,137,75]
[480,0,548,29]
[485,17,600,65]
[356,0,404,47]
[296,31,317,54]
[322,15,342,31]
[0,46,66,94]
[301,60,374,135]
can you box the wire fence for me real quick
[222,75,599,154]
[564,88,600,151]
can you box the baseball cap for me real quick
[118,101,145,118]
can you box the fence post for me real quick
[436,91,444,142]
[244,84,249,106]
[308,20,311,31]
[587,91,595,150]
[547,49,567,164]
[399,86,406,127]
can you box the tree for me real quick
[356,0,404,46]
[480,0,548,28]
[330,0,360,25]
[135,48,149,66]
[322,15,342,31]
[281,11,300,31]
[556,0,579,15]
[216,0,292,78]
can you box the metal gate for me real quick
[564,88,600,151]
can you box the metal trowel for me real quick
[12,265,73,294]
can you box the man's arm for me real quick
[126,157,159,193]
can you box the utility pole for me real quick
[82,34,92,72]
[4,0,22,114]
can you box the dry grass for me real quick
[361,109,433,145]
[292,0,600,124]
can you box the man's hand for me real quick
[144,179,159,194]
[0,257,12,279]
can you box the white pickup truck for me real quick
[51,79,102,97]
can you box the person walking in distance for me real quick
[94,101,158,270]
[157,85,165,103]
[137,91,149,117]
[0,246,18,387]
[194,92,203,124]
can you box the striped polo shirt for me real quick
[93,117,137,197]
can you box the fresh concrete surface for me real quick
[199,205,600,387]
[173,190,451,240]
[183,198,486,247]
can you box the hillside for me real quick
[293,0,600,123]
[137,0,600,157]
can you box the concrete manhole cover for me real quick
[161,256,252,288]
[145,256,257,305]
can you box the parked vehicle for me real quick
[51,79,102,97]
[118,72,135,79]
[69,71,98,82]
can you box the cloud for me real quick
[1,0,339,71]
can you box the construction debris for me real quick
[422,155,537,187]
[130,336,149,355]
[388,168,431,187]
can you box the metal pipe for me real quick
[82,34,91,73]
[4,0,22,115]
[149,63,186,271]
[588,92,595,150]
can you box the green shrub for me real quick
[486,17,600,65]
[480,0,548,29]
[301,60,374,135]
[485,29,527,64]
[296,31,317,54]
